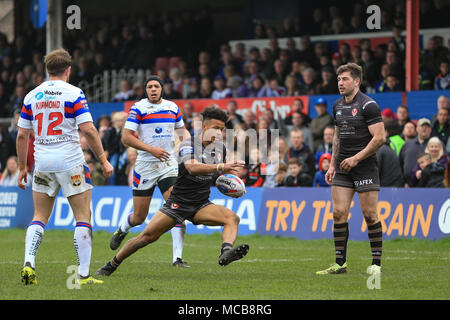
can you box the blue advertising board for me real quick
[0,187,34,229]
[44,186,261,236]
[257,187,450,240]
[1,186,448,240]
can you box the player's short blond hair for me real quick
[336,62,363,82]
[44,49,72,76]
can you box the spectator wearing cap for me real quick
[211,76,232,99]
[309,97,334,150]
[331,52,343,73]
[313,153,332,187]
[399,118,432,187]
[381,108,395,121]
[316,65,338,94]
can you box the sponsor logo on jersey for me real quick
[155,127,163,134]
[352,108,357,117]
[44,90,62,95]
[35,92,44,100]
[354,179,373,187]
[171,202,179,209]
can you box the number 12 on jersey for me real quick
[35,112,63,136]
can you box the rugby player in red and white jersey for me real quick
[17,49,114,285]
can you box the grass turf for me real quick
[1,229,449,300]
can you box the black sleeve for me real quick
[362,100,382,126]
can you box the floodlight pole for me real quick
[405,0,419,91]
[46,0,63,54]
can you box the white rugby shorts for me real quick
[32,163,93,197]
[132,158,178,191]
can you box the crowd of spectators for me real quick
[0,1,449,118]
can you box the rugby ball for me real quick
[216,174,246,198]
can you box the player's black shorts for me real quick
[159,197,214,224]
[332,158,380,192]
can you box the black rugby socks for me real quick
[334,222,349,266]
[368,221,382,266]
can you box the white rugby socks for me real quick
[119,213,134,233]
[171,224,185,262]
[73,222,93,277]
[24,221,45,269]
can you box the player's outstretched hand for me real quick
[101,161,114,178]
[150,147,171,161]
[17,169,28,190]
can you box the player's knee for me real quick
[225,212,240,226]
[333,208,347,222]
[363,214,378,225]
[131,213,146,226]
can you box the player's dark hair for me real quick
[337,62,363,82]
[144,76,164,100]
[201,106,228,124]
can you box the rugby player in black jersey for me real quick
[316,63,385,275]
[95,107,249,276]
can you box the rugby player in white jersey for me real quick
[17,49,114,285]
[109,76,192,267]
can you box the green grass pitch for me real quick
[1,229,449,300]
